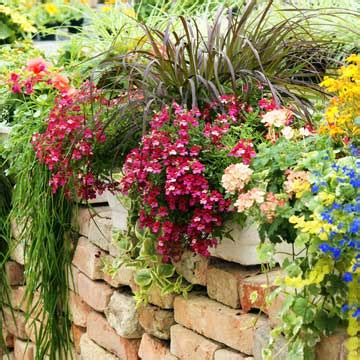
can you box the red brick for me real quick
[71,324,86,354]
[173,250,208,285]
[170,324,222,359]
[5,261,24,286]
[87,311,140,359]
[72,237,106,280]
[77,272,114,312]
[69,291,92,327]
[207,260,259,308]
[174,294,267,355]
[14,339,35,360]
[239,270,282,313]
[138,333,176,360]
[3,307,27,340]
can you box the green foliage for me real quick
[107,209,192,306]
[2,49,75,359]
[260,148,360,360]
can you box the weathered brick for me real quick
[147,284,176,310]
[14,339,35,360]
[239,270,281,313]
[75,206,111,238]
[2,324,15,348]
[109,241,122,258]
[170,324,222,359]
[253,323,287,360]
[315,330,348,360]
[77,272,114,312]
[10,286,26,312]
[3,307,27,340]
[138,305,175,340]
[104,291,143,339]
[102,256,135,288]
[173,250,208,285]
[107,193,128,231]
[24,318,41,343]
[207,260,259,308]
[9,288,42,319]
[174,294,267,355]
[215,348,253,360]
[87,311,140,359]
[10,218,24,240]
[68,265,80,294]
[69,291,92,327]
[138,333,176,360]
[72,237,106,280]
[2,352,15,360]
[88,216,112,251]
[5,261,24,286]
[267,292,286,328]
[71,324,86,354]
[79,333,117,360]
[10,241,25,265]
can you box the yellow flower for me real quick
[284,258,333,288]
[44,3,59,16]
[320,55,360,141]
[123,7,136,18]
[0,5,36,33]
[318,191,335,206]
[101,5,111,12]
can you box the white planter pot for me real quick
[210,221,298,266]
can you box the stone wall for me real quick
[2,202,348,360]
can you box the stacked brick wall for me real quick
[2,202,349,359]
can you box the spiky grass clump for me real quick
[10,156,74,359]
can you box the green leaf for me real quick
[292,298,315,324]
[134,269,152,287]
[295,233,309,248]
[0,23,13,40]
[157,264,175,278]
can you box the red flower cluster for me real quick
[121,97,255,261]
[9,57,73,95]
[228,140,256,164]
[32,81,118,200]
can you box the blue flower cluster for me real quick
[311,157,360,322]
